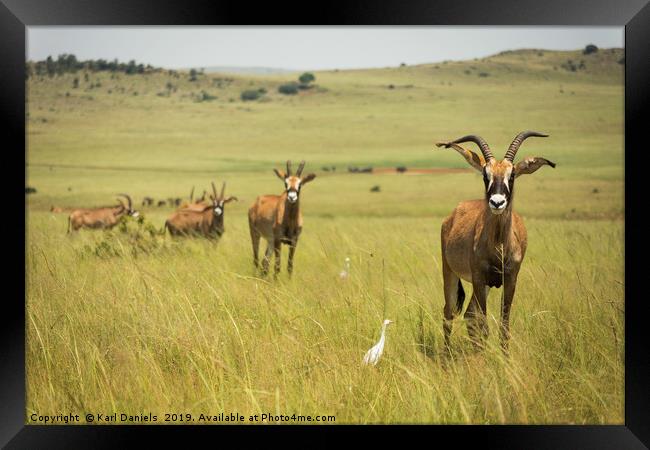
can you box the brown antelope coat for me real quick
[436,132,555,351]
[164,182,236,238]
[248,160,316,278]
[67,194,139,233]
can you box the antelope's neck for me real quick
[282,193,300,221]
[484,204,514,248]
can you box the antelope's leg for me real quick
[249,224,260,269]
[500,272,518,353]
[287,240,297,276]
[465,280,489,348]
[273,239,282,278]
[442,256,463,350]
[261,241,273,276]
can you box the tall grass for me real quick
[26,213,623,424]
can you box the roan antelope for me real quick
[164,182,237,238]
[248,160,316,278]
[67,194,140,233]
[435,131,556,352]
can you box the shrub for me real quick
[478,72,489,77]
[298,72,315,84]
[240,89,262,101]
[197,90,217,102]
[583,44,598,55]
[278,83,299,95]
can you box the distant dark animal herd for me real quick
[348,166,373,173]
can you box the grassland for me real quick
[25,48,624,424]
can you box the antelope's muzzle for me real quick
[488,194,507,214]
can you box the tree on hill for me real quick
[583,44,598,55]
[299,72,315,84]
[125,60,137,75]
[45,56,56,77]
[189,68,198,81]
[25,54,161,78]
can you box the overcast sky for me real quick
[27,27,623,71]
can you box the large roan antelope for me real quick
[435,131,556,352]
[67,194,140,233]
[164,182,237,238]
[248,160,316,278]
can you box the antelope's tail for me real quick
[456,279,466,314]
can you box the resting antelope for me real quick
[164,182,237,238]
[435,131,556,351]
[67,194,139,233]
[248,160,316,278]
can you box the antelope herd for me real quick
[47,133,556,352]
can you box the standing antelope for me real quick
[67,194,139,233]
[164,182,237,238]
[248,160,316,278]
[435,131,556,351]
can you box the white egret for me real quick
[339,257,351,280]
[362,319,393,366]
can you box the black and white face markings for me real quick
[483,162,515,215]
[285,176,301,204]
[213,199,225,217]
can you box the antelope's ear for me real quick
[224,196,238,204]
[435,142,485,173]
[514,157,556,177]
[301,173,316,184]
[274,169,286,180]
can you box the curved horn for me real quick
[286,160,292,176]
[445,135,494,162]
[504,131,549,162]
[211,182,218,200]
[296,160,306,176]
[115,197,126,210]
[189,186,194,201]
[117,193,132,210]
[220,181,226,200]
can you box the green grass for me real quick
[26,48,624,424]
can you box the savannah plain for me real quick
[26,48,624,424]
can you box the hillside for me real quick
[26,47,624,220]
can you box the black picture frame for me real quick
[4,1,649,447]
